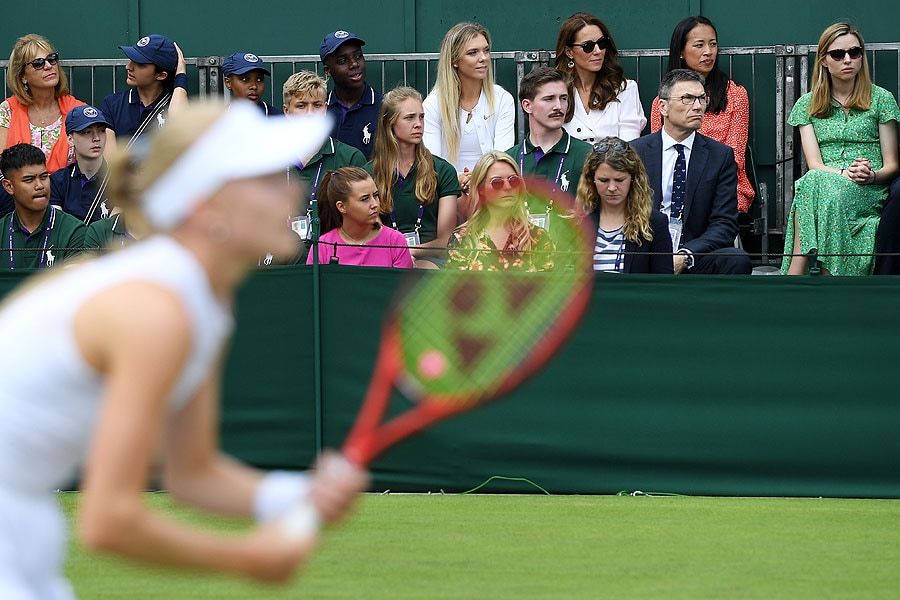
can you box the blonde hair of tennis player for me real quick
[432,22,497,164]
[575,138,654,244]
[67,102,367,582]
[371,86,457,267]
[461,151,540,253]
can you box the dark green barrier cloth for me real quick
[2,266,899,497]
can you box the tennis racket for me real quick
[282,177,595,538]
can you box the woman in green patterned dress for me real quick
[783,23,900,275]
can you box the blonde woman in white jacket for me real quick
[423,22,515,220]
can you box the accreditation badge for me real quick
[403,231,421,247]
[668,217,684,251]
[528,213,549,231]
[291,216,310,240]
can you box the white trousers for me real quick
[0,488,74,600]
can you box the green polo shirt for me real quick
[84,214,131,251]
[365,155,460,244]
[0,206,86,270]
[506,131,592,198]
[291,137,367,216]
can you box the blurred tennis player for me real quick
[0,101,367,599]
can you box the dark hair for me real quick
[317,166,373,234]
[666,16,729,113]
[154,65,175,93]
[554,12,626,120]
[658,69,706,101]
[519,67,567,102]
[0,143,46,179]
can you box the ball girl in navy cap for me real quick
[223,52,280,117]
[100,34,189,151]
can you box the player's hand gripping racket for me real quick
[282,178,595,538]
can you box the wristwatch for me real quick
[676,248,695,270]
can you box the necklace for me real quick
[340,227,371,245]
[30,105,59,127]
[831,94,851,108]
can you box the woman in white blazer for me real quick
[555,12,646,143]
[423,22,516,219]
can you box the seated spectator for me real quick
[506,66,591,235]
[1,34,85,173]
[223,52,280,117]
[782,23,899,275]
[83,210,134,251]
[555,12,646,143]
[367,87,460,269]
[577,137,673,273]
[308,167,413,268]
[320,30,383,159]
[50,106,112,223]
[283,71,367,262]
[101,34,188,149]
[423,22,515,219]
[650,17,754,213]
[447,151,554,271]
[874,179,900,274]
[631,69,751,275]
[0,144,85,270]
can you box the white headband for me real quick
[142,101,332,230]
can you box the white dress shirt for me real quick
[660,128,696,216]
[563,79,647,143]
[423,84,516,172]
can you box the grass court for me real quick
[63,491,900,598]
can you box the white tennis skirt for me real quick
[0,487,74,600]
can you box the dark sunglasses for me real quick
[592,139,629,154]
[28,53,59,69]
[569,38,608,53]
[826,46,863,61]
[486,175,523,191]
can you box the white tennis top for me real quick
[0,236,233,494]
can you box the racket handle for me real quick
[279,501,321,540]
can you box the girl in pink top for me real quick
[308,166,414,268]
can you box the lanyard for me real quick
[519,145,565,211]
[8,207,56,270]
[305,162,325,219]
[390,203,425,233]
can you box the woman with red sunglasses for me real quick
[1,35,85,173]
[446,151,555,271]
[782,22,900,276]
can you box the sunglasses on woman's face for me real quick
[570,38,608,53]
[826,46,863,61]
[28,53,59,69]
[487,175,523,191]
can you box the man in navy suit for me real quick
[630,69,751,274]
[874,179,900,274]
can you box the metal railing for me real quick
[3,43,900,243]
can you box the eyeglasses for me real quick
[28,53,59,70]
[569,38,608,53]
[486,175,523,191]
[826,46,863,61]
[592,139,629,154]
[661,93,708,106]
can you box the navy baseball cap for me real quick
[119,34,178,71]
[319,30,366,61]
[65,105,112,132]
[223,52,271,76]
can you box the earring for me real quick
[567,59,574,68]
[208,221,231,244]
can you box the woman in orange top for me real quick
[0,35,85,173]
[649,17,753,213]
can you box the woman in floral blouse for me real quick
[446,151,555,271]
